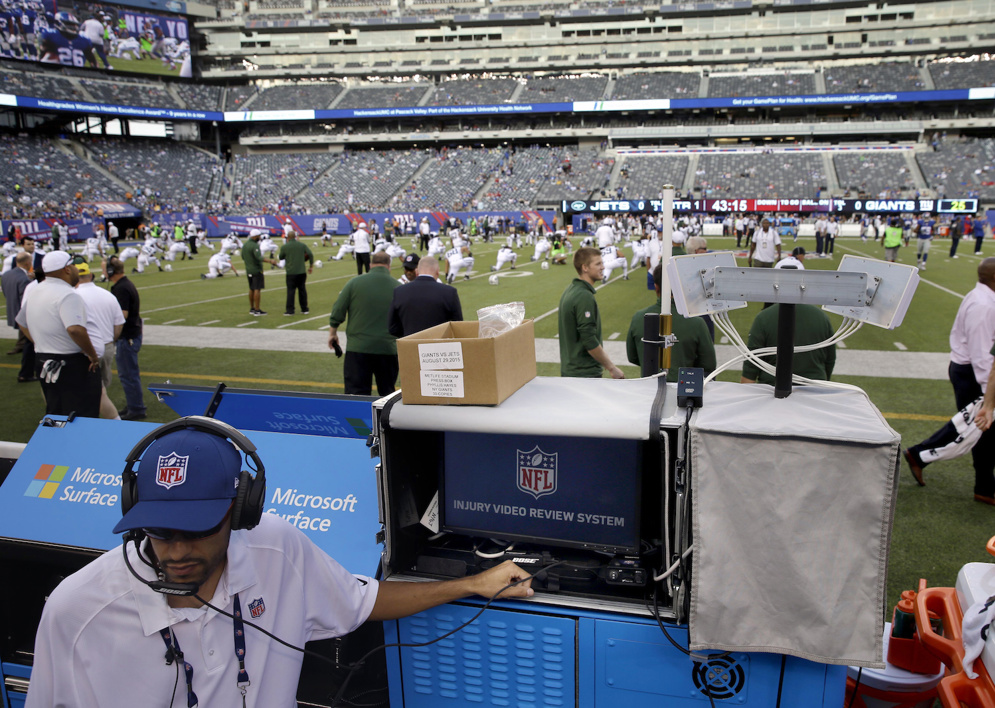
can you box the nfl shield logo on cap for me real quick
[156,453,189,489]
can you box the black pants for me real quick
[188,235,198,255]
[909,362,994,496]
[343,351,397,396]
[35,352,101,418]
[356,252,370,275]
[950,235,961,257]
[419,235,429,251]
[19,337,35,380]
[285,273,308,314]
[815,234,824,255]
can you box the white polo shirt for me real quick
[15,278,88,355]
[76,282,125,357]
[751,227,782,264]
[26,513,378,708]
[353,228,371,254]
[949,282,995,391]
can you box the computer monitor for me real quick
[440,432,642,555]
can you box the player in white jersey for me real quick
[317,222,335,246]
[80,236,103,262]
[195,228,214,251]
[445,245,474,284]
[600,244,629,282]
[628,238,646,270]
[117,246,140,264]
[385,241,406,260]
[595,220,615,248]
[165,240,192,261]
[531,233,551,262]
[109,32,143,61]
[331,238,355,260]
[259,234,279,261]
[505,227,521,249]
[220,233,243,256]
[133,243,163,273]
[492,245,517,272]
[372,236,387,254]
[201,252,238,279]
[427,235,446,258]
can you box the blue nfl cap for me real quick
[112,429,242,534]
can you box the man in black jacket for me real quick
[388,256,463,337]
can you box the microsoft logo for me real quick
[24,464,69,499]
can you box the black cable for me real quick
[775,654,786,707]
[329,560,574,708]
[846,666,863,708]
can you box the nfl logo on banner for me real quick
[156,453,189,489]
[517,446,557,500]
[249,598,265,619]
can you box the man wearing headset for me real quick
[26,418,533,708]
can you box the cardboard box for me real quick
[397,320,536,405]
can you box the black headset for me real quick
[121,416,266,531]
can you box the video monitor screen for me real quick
[1,1,191,78]
[441,432,642,555]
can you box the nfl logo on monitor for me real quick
[156,454,189,489]
[517,447,557,500]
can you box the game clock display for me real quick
[563,197,979,215]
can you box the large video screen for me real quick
[1,0,190,77]
[441,432,642,554]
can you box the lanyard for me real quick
[159,593,251,708]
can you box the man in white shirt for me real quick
[352,222,371,275]
[75,261,124,419]
[775,246,806,270]
[905,258,995,502]
[25,419,533,708]
[747,218,782,268]
[15,251,101,417]
[79,14,112,69]
[595,219,615,248]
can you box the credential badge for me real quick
[517,446,557,500]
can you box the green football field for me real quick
[0,232,991,614]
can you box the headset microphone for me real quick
[121,531,199,597]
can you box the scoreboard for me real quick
[562,198,979,215]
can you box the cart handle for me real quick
[915,586,966,673]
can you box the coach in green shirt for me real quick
[279,230,314,316]
[558,247,625,379]
[626,264,716,378]
[741,303,836,385]
[242,229,276,316]
[328,251,400,396]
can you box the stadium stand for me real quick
[296,148,432,213]
[616,155,691,200]
[427,78,521,106]
[917,138,995,200]
[78,78,183,110]
[247,82,344,112]
[79,137,224,213]
[534,149,614,203]
[693,153,826,198]
[1,67,84,102]
[335,84,434,110]
[612,72,700,100]
[707,72,817,98]
[833,152,918,198]
[0,135,123,217]
[823,62,924,93]
[518,75,610,103]
[930,60,995,89]
[389,147,504,211]
[229,152,341,212]
[174,83,224,111]
[479,145,567,209]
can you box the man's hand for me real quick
[977,405,994,432]
[608,364,625,380]
[467,560,535,601]
[327,329,339,350]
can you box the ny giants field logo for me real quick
[517,447,557,499]
[156,453,189,489]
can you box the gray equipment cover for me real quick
[689,381,899,667]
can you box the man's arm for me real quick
[587,344,624,379]
[66,325,100,371]
[113,323,123,342]
[367,560,533,622]
[976,365,995,431]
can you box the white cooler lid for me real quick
[846,624,945,691]
[957,562,995,679]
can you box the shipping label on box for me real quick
[418,342,465,371]
[419,370,465,398]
